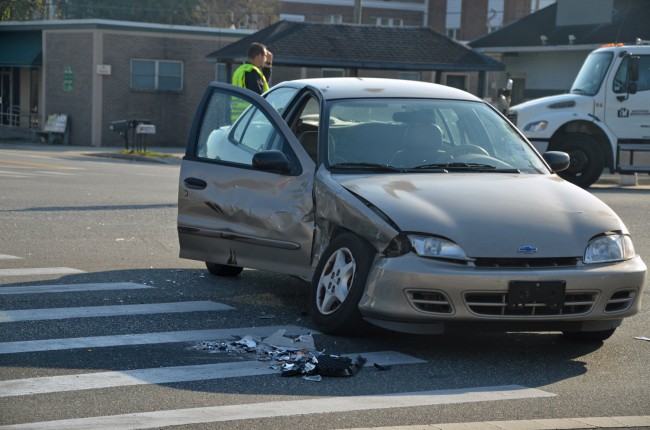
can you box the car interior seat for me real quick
[298,130,318,162]
[389,123,443,168]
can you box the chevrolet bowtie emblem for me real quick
[518,246,538,254]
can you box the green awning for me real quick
[0,31,42,68]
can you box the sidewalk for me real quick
[0,140,183,165]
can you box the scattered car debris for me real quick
[373,363,392,371]
[191,329,366,379]
[634,336,650,342]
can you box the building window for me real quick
[487,0,504,32]
[215,63,227,83]
[374,17,404,27]
[398,72,420,81]
[446,74,467,91]
[446,0,462,39]
[322,68,345,78]
[325,14,343,24]
[131,59,183,91]
[280,14,305,22]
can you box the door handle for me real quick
[183,177,207,190]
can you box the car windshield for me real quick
[570,51,613,96]
[325,98,548,174]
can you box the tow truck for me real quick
[508,39,650,188]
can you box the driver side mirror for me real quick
[543,151,570,172]
[252,150,293,174]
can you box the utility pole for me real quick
[353,0,362,24]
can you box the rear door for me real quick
[177,83,316,277]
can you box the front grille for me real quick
[507,111,518,125]
[473,257,580,268]
[605,290,637,313]
[465,291,597,316]
[406,290,453,315]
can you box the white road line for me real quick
[0,170,30,177]
[0,301,233,323]
[0,255,21,260]
[0,385,555,429]
[0,325,315,354]
[0,267,85,277]
[338,415,650,430]
[32,171,76,176]
[0,282,152,295]
[0,351,424,397]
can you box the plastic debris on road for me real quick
[191,328,367,379]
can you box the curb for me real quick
[85,151,182,165]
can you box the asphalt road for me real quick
[0,143,649,430]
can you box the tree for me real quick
[0,0,51,21]
[61,0,202,25]
[196,0,279,29]
[1,0,280,27]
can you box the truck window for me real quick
[571,52,613,96]
[613,55,650,93]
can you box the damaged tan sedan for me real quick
[178,78,646,341]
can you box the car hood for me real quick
[338,173,625,258]
[510,93,594,115]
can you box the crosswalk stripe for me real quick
[0,267,85,277]
[0,351,424,397]
[0,385,554,429]
[0,282,152,295]
[0,301,233,323]
[0,255,21,260]
[0,325,315,354]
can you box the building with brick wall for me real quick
[0,20,251,147]
[274,0,555,101]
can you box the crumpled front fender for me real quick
[311,167,399,271]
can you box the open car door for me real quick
[177,83,315,277]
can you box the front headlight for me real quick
[523,120,548,132]
[584,233,636,264]
[408,234,469,261]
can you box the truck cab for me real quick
[508,40,650,188]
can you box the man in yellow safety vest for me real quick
[230,42,273,122]
[232,42,272,94]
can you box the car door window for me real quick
[264,87,299,114]
[196,90,292,166]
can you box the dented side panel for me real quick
[311,167,400,270]
[178,159,315,277]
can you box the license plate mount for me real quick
[507,281,566,310]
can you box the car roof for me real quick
[271,77,482,102]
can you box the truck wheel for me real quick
[552,134,604,188]
[309,233,374,336]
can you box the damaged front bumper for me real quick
[358,253,647,335]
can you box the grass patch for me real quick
[118,149,175,158]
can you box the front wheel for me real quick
[309,233,375,335]
[552,134,604,188]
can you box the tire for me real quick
[562,328,616,342]
[552,134,604,188]
[205,262,243,277]
[309,233,375,336]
